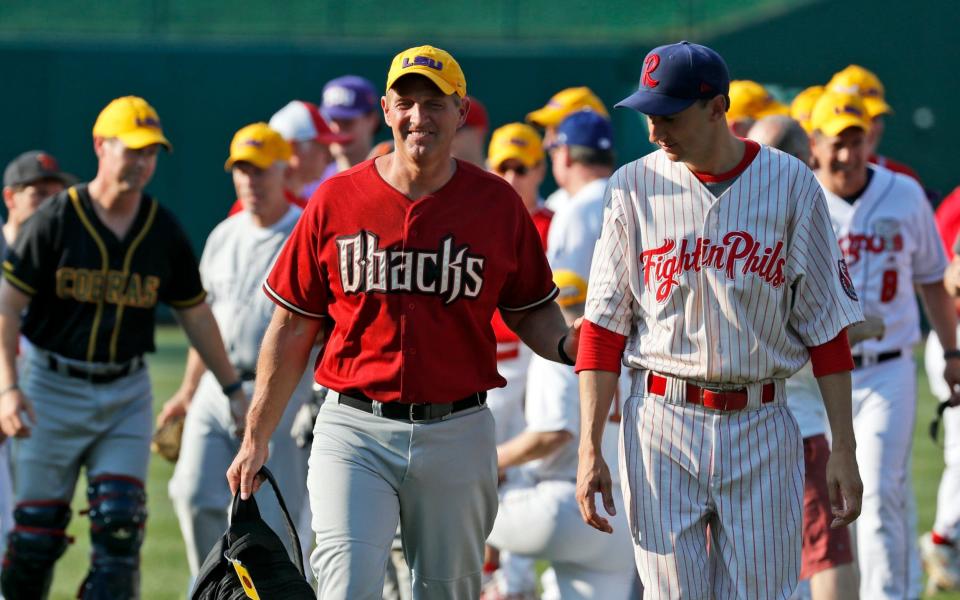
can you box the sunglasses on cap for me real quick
[495,164,530,176]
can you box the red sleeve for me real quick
[498,196,558,312]
[228,198,243,216]
[575,319,627,374]
[263,198,328,319]
[807,328,854,377]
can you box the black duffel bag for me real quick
[191,466,315,599]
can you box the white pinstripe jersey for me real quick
[822,165,946,353]
[584,144,863,384]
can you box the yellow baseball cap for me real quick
[526,87,609,128]
[487,123,544,170]
[386,45,466,98]
[790,85,825,133]
[826,65,892,118]
[553,270,588,308]
[224,123,293,171]
[810,91,871,137]
[92,96,172,151]
[727,80,788,122]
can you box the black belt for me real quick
[47,354,144,384]
[852,350,902,369]
[238,370,256,382]
[336,391,486,423]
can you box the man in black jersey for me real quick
[0,96,246,600]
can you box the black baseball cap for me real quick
[616,41,730,116]
[3,150,75,188]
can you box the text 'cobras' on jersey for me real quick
[640,231,786,303]
[336,231,486,304]
[56,267,160,308]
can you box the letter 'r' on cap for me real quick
[386,45,467,98]
[92,96,172,151]
[615,41,730,116]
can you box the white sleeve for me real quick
[786,170,864,346]
[524,356,578,435]
[583,169,636,336]
[910,183,948,284]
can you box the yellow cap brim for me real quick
[388,68,459,97]
[489,149,537,170]
[224,150,274,171]
[553,270,588,307]
[863,97,893,118]
[526,106,564,127]
[117,128,172,152]
[817,115,871,137]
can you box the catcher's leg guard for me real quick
[0,500,73,600]
[77,475,147,600]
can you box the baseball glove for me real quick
[151,414,185,463]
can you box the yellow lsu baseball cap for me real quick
[727,80,788,122]
[810,91,871,137]
[790,85,825,133]
[386,45,466,98]
[224,123,293,171]
[93,96,172,151]
[526,87,609,128]
[488,123,544,170]
[827,64,892,118]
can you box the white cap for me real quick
[268,100,351,144]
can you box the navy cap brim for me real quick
[615,89,698,117]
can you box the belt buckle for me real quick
[371,400,384,418]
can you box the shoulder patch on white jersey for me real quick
[838,259,858,301]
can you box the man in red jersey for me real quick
[227,45,578,600]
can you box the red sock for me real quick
[932,531,954,546]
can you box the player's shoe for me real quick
[919,531,960,595]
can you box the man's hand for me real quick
[945,358,960,407]
[227,438,270,500]
[227,387,251,437]
[576,447,616,533]
[157,389,191,428]
[562,317,584,361]
[826,446,862,528]
[0,389,35,438]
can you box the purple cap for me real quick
[321,75,378,120]
[616,41,730,116]
[551,110,614,151]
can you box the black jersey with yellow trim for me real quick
[3,183,205,363]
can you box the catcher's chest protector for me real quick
[191,467,315,600]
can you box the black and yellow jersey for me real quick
[3,183,205,363]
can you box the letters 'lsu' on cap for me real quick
[386,45,466,98]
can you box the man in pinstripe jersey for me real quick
[574,42,864,600]
[0,96,246,599]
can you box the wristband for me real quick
[945,349,960,361]
[222,380,244,396]
[0,383,19,397]
[557,334,575,366]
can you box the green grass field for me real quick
[44,327,960,599]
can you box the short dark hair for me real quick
[567,145,615,168]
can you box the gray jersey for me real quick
[199,206,302,371]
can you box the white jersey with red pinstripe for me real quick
[820,164,944,600]
[584,143,863,599]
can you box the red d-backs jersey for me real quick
[265,159,558,403]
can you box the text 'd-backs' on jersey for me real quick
[264,159,558,404]
[3,184,205,363]
[584,143,863,384]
